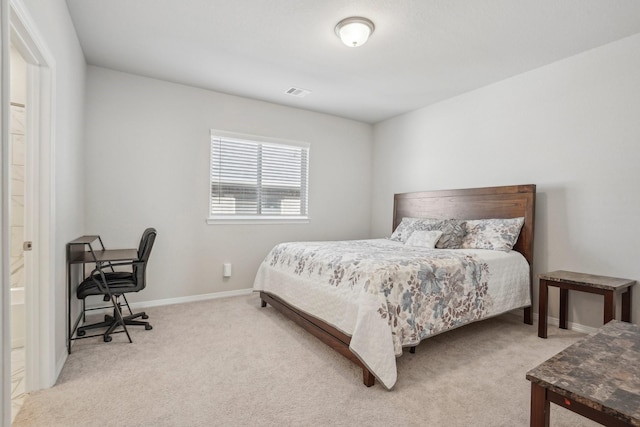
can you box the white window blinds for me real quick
[210,131,309,221]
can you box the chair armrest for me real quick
[105,261,138,268]
[89,267,110,294]
[99,259,139,273]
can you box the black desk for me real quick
[66,236,138,353]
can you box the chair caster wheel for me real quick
[104,335,112,342]
[142,314,149,319]
[77,330,86,337]
[145,324,153,330]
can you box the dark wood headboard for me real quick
[393,184,536,269]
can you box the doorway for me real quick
[9,40,27,423]
[2,1,56,425]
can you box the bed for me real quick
[254,184,536,389]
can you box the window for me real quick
[209,130,309,223]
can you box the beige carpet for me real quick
[14,294,598,426]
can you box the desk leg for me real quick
[604,291,615,324]
[67,264,71,354]
[559,288,568,329]
[530,382,550,427]
[538,280,548,338]
[622,287,632,322]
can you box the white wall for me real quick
[84,66,372,302]
[372,34,640,329]
[20,0,86,378]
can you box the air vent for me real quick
[285,87,311,98]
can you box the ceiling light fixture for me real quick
[335,17,375,48]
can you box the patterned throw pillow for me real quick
[389,217,421,243]
[390,217,467,249]
[460,217,525,251]
[433,219,467,249]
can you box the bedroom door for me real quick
[2,2,56,425]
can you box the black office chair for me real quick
[76,228,157,342]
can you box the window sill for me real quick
[206,216,309,225]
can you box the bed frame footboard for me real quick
[260,291,375,387]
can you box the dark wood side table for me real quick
[538,270,635,339]
[527,320,640,427]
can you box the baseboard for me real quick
[55,349,68,386]
[534,312,598,335]
[132,288,253,309]
[85,288,254,313]
[511,308,598,335]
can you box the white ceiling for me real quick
[66,0,640,124]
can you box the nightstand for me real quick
[538,270,635,339]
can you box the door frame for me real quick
[1,0,56,423]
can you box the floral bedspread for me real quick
[253,239,530,389]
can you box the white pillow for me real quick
[404,230,443,249]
